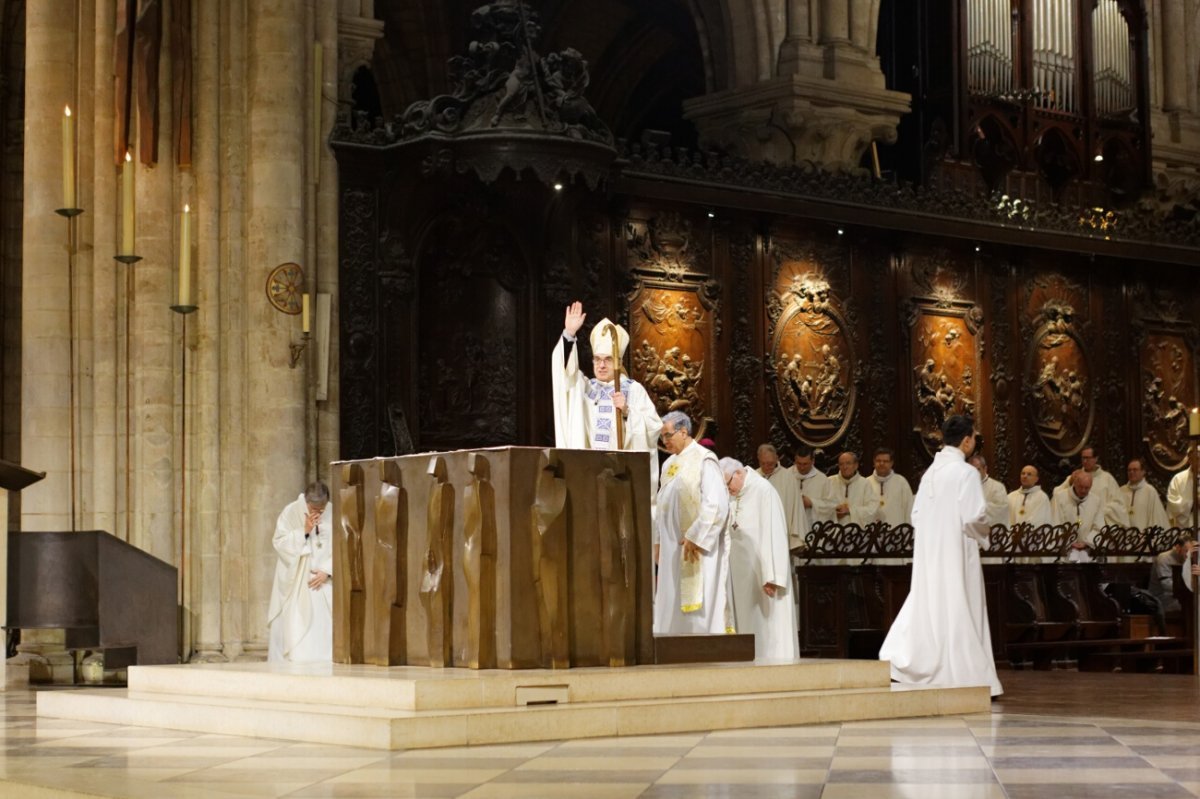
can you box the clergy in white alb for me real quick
[720,458,800,661]
[794,449,838,531]
[552,301,663,522]
[829,452,878,526]
[969,454,1009,529]
[268,482,334,664]
[1052,470,1104,562]
[1166,449,1199,528]
[879,415,1003,697]
[1121,458,1169,529]
[755,443,810,550]
[865,448,914,526]
[1056,445,1129,527]
[1007,465,1053,528]
[654,411,730,635]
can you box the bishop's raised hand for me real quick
[564,301,586,338]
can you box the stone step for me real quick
[126,659,893,711]
[37,681,987,751]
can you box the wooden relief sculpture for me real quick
[629,287,714,419]
[366,461,407,666]
[770,267,856,447]
[420,455,455,667]
[1023,278,1093,457]
[596,454,636,667]
[1141,333,1196,472]
[335,462,366,663]
[462,453,497,669]
[531,450,569,668]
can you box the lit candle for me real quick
[121,152,135,254]
[301,292,311,334]
[178,205,191,306]
[1190,407,1200,437]
[62,106,75,209]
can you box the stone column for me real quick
[1161,0,1189,111]
[189,0,226,664]
[242,0,308,658]
[317,0,341,482]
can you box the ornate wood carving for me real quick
[628,284,715,420]
[1022,273,1094,459]
[338,186,382,461]
[1138,333,1196,472]
[988,258,1014,479]
[728,231,757,459]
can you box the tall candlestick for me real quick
[301,292,311,334]
[178,205,191,306]
[62,106,75,209]
[121,152,135,254]
[1190,407,1200,437]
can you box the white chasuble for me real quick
[1057,467,1129,527]
[1007,487,1052,528]
[758,466,811,550]
[1166,468,1196,528]
[796,468,838,529]
[1051,486,1104,562]
[865,472,914,526]
[729,470,799,661]
[829,473,877,526]
[879,447,1003,697]
[654,441,729,635]
[1120,481,1169,530]
[267,494,334,663]
[981,476,1009,529]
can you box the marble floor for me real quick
[2,671,1199,799]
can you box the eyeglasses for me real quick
[659,428,684,443]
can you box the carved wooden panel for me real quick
[908,308,983,457]
[415,213,523,450]
[1139,333,1195,472]
[628,284,716,420]
[768,263,857,449]
[1022,273,1094,458]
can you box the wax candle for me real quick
[179,205,191,306]
[121,152,135,254]
[62,106,75,209]
[1189,407,1200,437]
[301,293,310,334]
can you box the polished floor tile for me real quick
[2,670,1199,798]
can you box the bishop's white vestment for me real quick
[1057,467,1129,526]
[267,494,334,663]
[1120,480,1169,529]
[829,473,877,526]
[865,472,914,526]
[1051,485,1104,562]
[728,469,800,661]
[981,476,1009,529]
[654,441,729,635]
[795,467,837,530]
[879,447,1003,697]
[1008,486,1052,527]
[1166,468,1196,528]
[551,333,662,516]
[757,466,811,549]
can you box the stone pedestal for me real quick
[331,447,655,669]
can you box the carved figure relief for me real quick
[769,267,856,447]
[629,287,713,418]
[1023,288,1094,457]
[461,453,498,669]
[1140,334,1196,471]
[626,212,703,281]
[366,462,407,666]
[910,313,982,456]
[334,463,366,664]
[420,456,455,667]
[596,453,636,667]
[530,450,569,668]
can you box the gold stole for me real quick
[662,444,715,613]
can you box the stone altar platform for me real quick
[36,658,989,750]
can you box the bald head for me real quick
[1071,469,1093,499]
[1019,464,1040,488]
[837,451,859,479]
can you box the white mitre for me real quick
[590,318,629,359]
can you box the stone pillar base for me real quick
[683,74,910,171]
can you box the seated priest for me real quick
[720,457,800,661]
[267,481,334,664]
[1052,470,1104,563]
[1149,536,1195,614]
